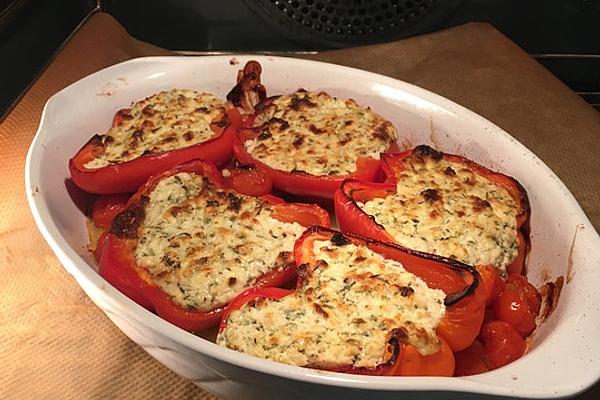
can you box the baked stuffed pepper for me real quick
[334,145,540,372]
[97,159,329,332]
[70,89,241,194]
[335,145,530,277]
[217,227,486,375]
[233,89,399,199]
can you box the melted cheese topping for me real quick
[359,157,519,275]
[86,89,226,169]
[135,172,306,311]
[245,90,397,176]
[217,239,445,369]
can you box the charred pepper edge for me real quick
[296,226,480,308]
[226,60,267,113]
[307,330,402,375]
[110,195,149,239]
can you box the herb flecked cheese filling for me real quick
[245,90,397,176]
[135,172,306,311]
[358,157,519,275]
[217,239,445,369]
[85,89,226,169]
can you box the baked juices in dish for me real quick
[97,159,329,332]
[69,89,241,194]
[334,145,541,374]
[234,89,399,199]
[217,227,485,376]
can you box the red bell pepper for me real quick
[89,193,130,263]
[334,145,531,276]
[219,227,485,375]
[218,286,401,375]
[389,337,455,377]
[232,107,400,200]
[226,60,267,115]
[98,159,330,332]
[476,265,505,306]
[69,107,241,194]
[91,194,130,229]
[221,163,273,197]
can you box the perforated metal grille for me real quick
[244,0,462,48]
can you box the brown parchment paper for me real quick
[1,11,598,400]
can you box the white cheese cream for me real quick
[86,89,226,169]
[245,90,397,176]
[358,156,519,275]
[218,238,445,369]
[135,172,306,311]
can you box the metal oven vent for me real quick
[243,0,463,48]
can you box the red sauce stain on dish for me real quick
[229,57,240,65]
[537,276,565,323]
[567,225,585,284]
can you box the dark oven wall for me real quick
[102,0,600,108]
[1,0,599,118]
[0,0,95,118]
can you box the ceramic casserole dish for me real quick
[25,55,600,399]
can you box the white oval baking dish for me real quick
[26,55,600,399]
